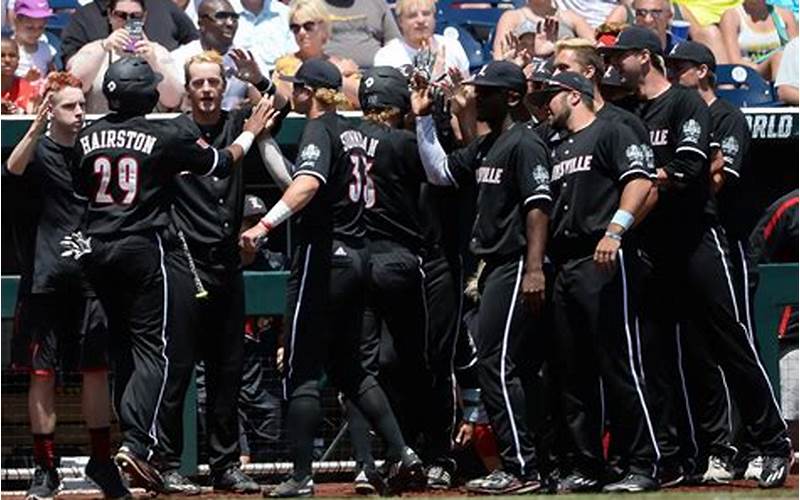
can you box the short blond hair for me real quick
[184,50,226,87]
[555,38,605,84]
[289,0,332,37]
[395,0,436,19]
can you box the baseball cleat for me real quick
[744,456,763,481]
[558,471,602,492]
[602,473,659,493]
[113,447,164,493]
[464,469,542,495]
[266,475,314,497]
[161,470,201,495]
[85,457,132,499]
[25,465,61,500]
[425,464,453,490]
[353,469,378,495]
[213,467,261,494]
[702,455,734,484]
[758,455,793,488]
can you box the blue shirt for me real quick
[231,0,297,73]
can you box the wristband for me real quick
[604,231,622,241]
[610,209,635,232]
[255,77,274,94]
[233,131,255,155]
[259,219,272,232]
[260,200,293,230]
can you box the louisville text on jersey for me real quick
[551,155,592,182]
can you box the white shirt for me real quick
[170,40,250,110]
[775,37,799,89]
[14,36,56,79]
[232,0,297,74]
[554,0,618,27]
[373,33,469,77]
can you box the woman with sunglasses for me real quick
[273,0,360,108]
[67,0,183,113]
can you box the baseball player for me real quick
[665,41,757,484]
[603,27,792,489]
[148,51,273,495]
[533,71,660,493]
[65,56,267,492]
[410,60,552,494]
[4,72,128,500]
[240,58,423,498]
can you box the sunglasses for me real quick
[289,20,318,34]
[112,10,144,20]
[203,11,240,21]
[635,8,664,18]
[189,76,224,89]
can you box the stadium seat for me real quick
[437,22,493,71]
[715,64,781,108]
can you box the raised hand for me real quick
[245,95,280,136]
[103,28,131,54]
[230,48,265,85]
[60,232,93,261]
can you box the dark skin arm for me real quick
[521,207,548,316]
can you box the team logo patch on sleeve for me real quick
[721,136,739,160]
[625,144,644,165]
[532,164,550,186]
[298,144,321,168]
[681,119,702,144]
[196,137,210,149]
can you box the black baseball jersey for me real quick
[5,136,89,294]
[171,107,250,261]
[709,98,751,238]
[597,102,653,155]
[633,85,712,223]
[548,119,654,262]
[445,124,552,258]
[74,113,233,236]
[358,121,426,252]
[291,111,366,243]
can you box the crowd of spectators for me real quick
[1,0,799,113]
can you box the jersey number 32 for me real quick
[92,156,139,205]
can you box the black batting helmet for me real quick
[103,56,162,115]
[358,66,410,113]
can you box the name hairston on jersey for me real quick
[79,129,157,156]
[340,130,379,156]
[551,155,592,182]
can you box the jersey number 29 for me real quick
[348,151,375,208]
[93,156,139,205]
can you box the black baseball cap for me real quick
[280,57,342,90]
[464,61,527,94]
[528,57,554,83]
[243,194,268,218]
[666,41,717,72]
[539,71,595,99]
[598,25,663,56]
[601,65,627,88]
[359,66,411,112]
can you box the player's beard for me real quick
[548,96,570,130]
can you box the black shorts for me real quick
[19,293,109,375]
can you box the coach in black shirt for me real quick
[60,0,197,66]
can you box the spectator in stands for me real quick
[1,35,40,113]
[720,0,797,80]
[173,0,202,27]
[60,0,197,66]
[769,0,799,17]
[232,0,296,74]
[67,0,183,112]
[273,0,359,107]
[492,0,594,60]
[373,0,470,77]
[775,36,798,103]
[605,0,683,52]
[554,0,624,28]
[322,0,401,69]
[671,0,738,64]
[12,0,56,83]
[171,0,269,110]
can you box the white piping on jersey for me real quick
[675,145,708,159]
[500,256,527,475]
[675,324,699,459]
[619,168,652,181]
[284,244,312,400]
[201,148,219,177]
[148,233,170,455]
[418,256,431,371]
[717,365,734,434]
[449,259,464,443]
[523,193,552,206]
[619,249,661,467]
[292,169,327,185]
[710,227,786,429]
[723,167,741,178]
